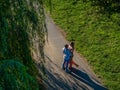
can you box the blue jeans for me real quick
[62,59,70,73]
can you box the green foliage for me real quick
[89,0,120,13]
[0,60,39,90]
[45,0,120,90]
[0,0,46,89]
[0,0,46,75]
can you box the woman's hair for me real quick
[70,42,74,47]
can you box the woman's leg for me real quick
[69,57,73,69]
[69,57,79,69]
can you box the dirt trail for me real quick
[40,14,107,90]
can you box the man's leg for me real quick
[65,60,70,73]
[62,60,66,70]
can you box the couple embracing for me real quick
[62,42,79,73]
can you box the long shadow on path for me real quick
[70,67,108,90]
[41,55,90,90]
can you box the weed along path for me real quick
[41,14,107,90]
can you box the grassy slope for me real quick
[45,0,120,90]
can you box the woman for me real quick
[69,42,79,69]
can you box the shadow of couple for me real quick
[69,67,108,90]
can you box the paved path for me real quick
[42,14,107,90]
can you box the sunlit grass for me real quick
[45,0,120,90]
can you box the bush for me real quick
[0,60,39,90]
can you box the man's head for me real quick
[65,44,68,48]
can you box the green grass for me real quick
[44,0,120,90]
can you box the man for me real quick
[62,44,71,73]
